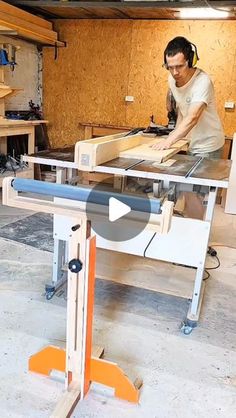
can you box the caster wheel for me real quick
[46,290,55,300]
[45,284,55,300]
[180,322,193,335]
[183,326,193,335]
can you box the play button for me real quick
[109,197,131,222]
[85,176,159,242]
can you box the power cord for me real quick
[143,233,156,257]
[207,246,217,257]
[203,270,210,281]
[206,246,221,269]
[143,240,220,280]
[172,246,220,282]
[124,127,145,137]
[203,246,221,281]
[205,254,220,270]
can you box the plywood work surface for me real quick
[119,138,188,163]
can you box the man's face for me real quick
[165,52,190,83]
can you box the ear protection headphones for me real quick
[188,42,199,67]
[164,37,200,69]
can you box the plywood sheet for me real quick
[43,20,133,147]
[120,138,188,163]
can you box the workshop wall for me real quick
[43,20,236,147]
[0,35,42,111]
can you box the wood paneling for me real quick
[43,20,132,146]
[43,20,236,147]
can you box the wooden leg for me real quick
[0,136,7,154]
[84,235,96,395]
[84,126,93,139]
[65,219,88,392]
[27,127,35,177]
[225,134,236,214]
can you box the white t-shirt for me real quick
[168,69,225,154]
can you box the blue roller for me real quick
[12,178,161,214]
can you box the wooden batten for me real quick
[0,1,63,45]
[0,0,52,30]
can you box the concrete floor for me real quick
[0,201,236,418]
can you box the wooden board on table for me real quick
[76,133,144,170]
[119,138,188,163]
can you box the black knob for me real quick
[68,258,83,273]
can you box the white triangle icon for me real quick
[109,197,131,222]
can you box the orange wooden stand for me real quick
[29,235,141,404]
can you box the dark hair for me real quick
[164,36,195,67]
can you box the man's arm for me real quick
[175,108,182,128]
[152,102,206,150]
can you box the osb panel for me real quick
[43,20,236,147]
[43,20,132,147]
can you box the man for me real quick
[152,36,225,157]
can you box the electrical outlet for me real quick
[125,96,134,102]
[224,101,235,109]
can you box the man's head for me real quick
[163,37,199,84]
[164,37,198,68]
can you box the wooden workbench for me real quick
[0,119,48,187]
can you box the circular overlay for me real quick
[85,177,152,242]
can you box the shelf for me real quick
[0,85,22,99]
[0,2,64,46]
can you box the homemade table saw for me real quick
[2,130,234,416]
[21,131,234,334]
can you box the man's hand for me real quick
[150,138,174,150]
[150,102,206,151]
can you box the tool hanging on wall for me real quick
[0,48,9,66]
[0,44,20,71]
